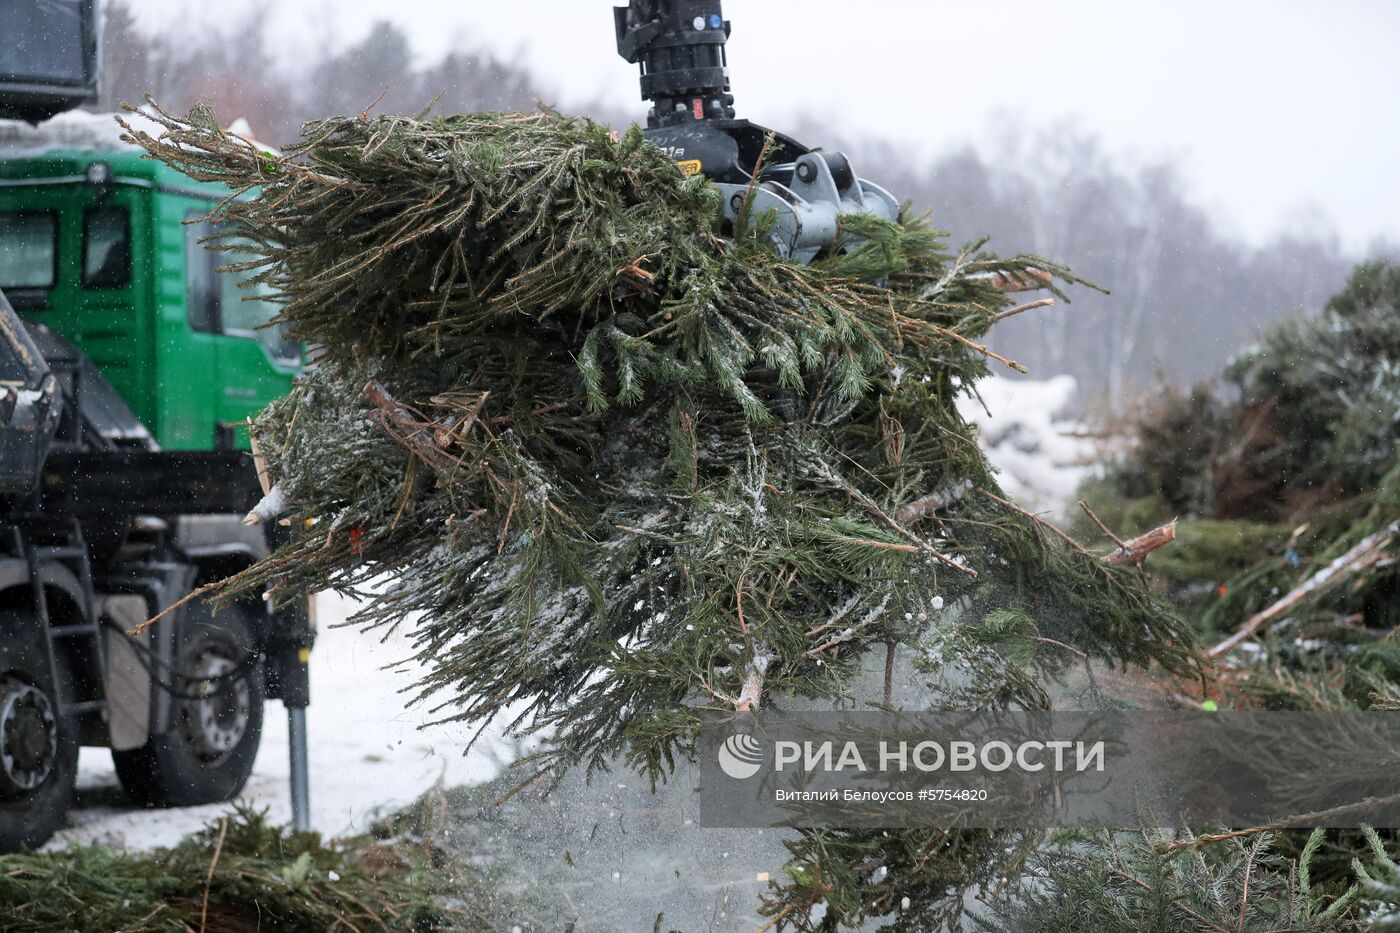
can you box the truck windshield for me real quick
[0,0,88,84]
[0,212,57,289]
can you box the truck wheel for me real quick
[113,595,264,807]
[0,608,78,852]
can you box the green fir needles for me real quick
[0,805,528,931]
[973,826,1371,933]
[120,101,1200,790]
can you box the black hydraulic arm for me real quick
[616,0,736,128]
[0,290,62,496]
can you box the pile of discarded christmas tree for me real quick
[118,98,1215,931]
[0,804,536,932]
[1006,261,1400,931]
[1079,260,1400,710]
[1008,259,1400,930]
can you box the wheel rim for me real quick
[0,674,58,796]
[179,641,251,763]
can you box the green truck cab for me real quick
[0,134,316,851]
[0,144,300,450]
[0,0,314,853]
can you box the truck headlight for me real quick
[85,161,112,188]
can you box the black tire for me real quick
[0,607,78,852]
[113,594,264,807]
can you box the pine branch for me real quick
[1209,520,1399,658]
[120,99,1208,929]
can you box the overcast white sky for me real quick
[127,0,1400,251]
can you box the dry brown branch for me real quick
[1158,790,1400,853]
[1209,520,1399,658]
[735,658,768,712]
[1031,635,1088,659]
[247,420,272,496]
[364,380,460,472]
[896,489,953,525]
[975,268,1054,293]
[806,611,888,659]
[837,536,919,553]
[199,816,229,933]
[129,580,222,637]
[1079,499,1128,550]
[883,641,897,705]
[988,297,1056,326]
[928,321,1028,374]
[985,490,1176,569]
[756,905,796,933]
[618,254,655,284]
[357,86,389,122]
[980,489,1093,558]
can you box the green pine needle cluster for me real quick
[1224,261,1400,510]
[763,826,1035,932]
[1357,827,1400,932]
[1088,260,1400,526]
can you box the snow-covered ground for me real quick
[957,374,1095,517]
[47,590,514,851]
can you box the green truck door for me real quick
[211,241,299,448]
[158,206,221,449]
[172,210,298,450]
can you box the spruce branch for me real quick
[973,825,1368,933]
[121,99,1209,929]
[1102,520,1178,567]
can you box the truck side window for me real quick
[185,215,219,332]
[82,207,131,289]
[0,212,57,290]
[218,238,300,364]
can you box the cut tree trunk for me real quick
[1104,522,1178,567]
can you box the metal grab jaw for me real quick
[718,151,899,264]
[615,0,900,265]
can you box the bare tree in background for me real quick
[308,22,417,119]
[99,1,302,142]
[96,3,544,141]
[418,50,544,114]
[817,115,1363,398]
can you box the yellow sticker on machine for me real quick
[676,159,703,176]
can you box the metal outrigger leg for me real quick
[288,705,311,831]
[273,594,314,833]
[262,520,316,833]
